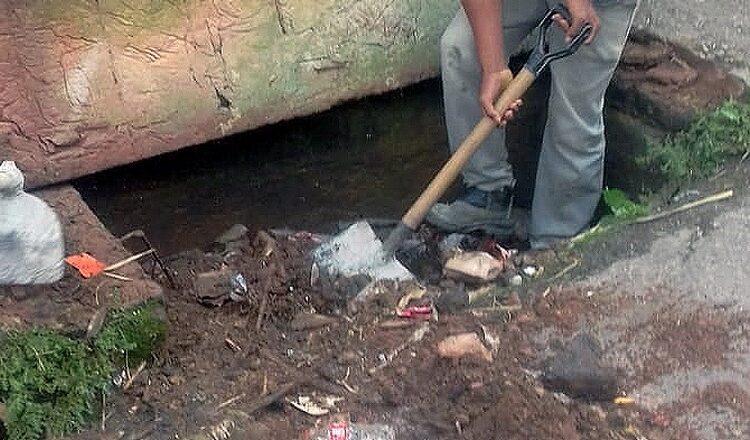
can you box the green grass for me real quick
[638,100,750,181]
[0,301,165,440]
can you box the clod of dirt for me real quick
[434,283,469,313]
[290,313,338,331]
[210,224,249,252]
[541,333,620,401]
[192,268,233,307]
[437,333,493,363]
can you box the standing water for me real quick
[76,78,656,255]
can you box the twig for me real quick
[103,249,155,272]
[740,150,750,164]
[217,393,245,410]
[101,390,106,431]
[262,372,268,395]
[123,361,146,390]
[548,259,581,282]
[224,338,242,352]
[30,346,45,372]
[103,272,132,282]
[631,189,734,224]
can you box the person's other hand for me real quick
[479,69,522,126]
[554,0,600,44]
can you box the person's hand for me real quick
[479,69,522,126]
[554,0,600,44]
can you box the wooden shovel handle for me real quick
[401,68,536,229]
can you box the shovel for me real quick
[313,6,592,281]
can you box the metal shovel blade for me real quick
[312,221,413,281]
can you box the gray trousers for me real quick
[441,0,639,247]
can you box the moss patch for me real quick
[0,300,165,440]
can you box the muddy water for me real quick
[76,78,658,256]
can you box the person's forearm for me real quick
[461,0,505,73]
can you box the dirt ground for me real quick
[67,159,750,440]
[58,225,675,440]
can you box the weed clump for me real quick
[0,301,165,440]
[639,100,750,181]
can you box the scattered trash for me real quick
[444,251,505,283]
[521,265,542,278]
[477,238,515,263]
[65,249,155,280]
[287,394,343,416]
[509,274,523,286]
[396,305,433,320]
[327,421,348,440]
[0,161,65,285]
[64,253,106,279]
[307,420,396,440]
[437,332,493,363]
[229,273,248,302]
[614,396,636,406]
[290,313,338,331]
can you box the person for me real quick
[426,0,639,249]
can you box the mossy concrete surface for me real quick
[0,0,458,188]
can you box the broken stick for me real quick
[632,189,734,224]
[103,249,156,272]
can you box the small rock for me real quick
[192,268,232,306]
[214,224,249,246]
[437,333,493,363]
[168,374,186,386]
[290,313,338,331]
[435,285,469,313]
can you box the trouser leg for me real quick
[440,0,547,192]
[530,0,639,247]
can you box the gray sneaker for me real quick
[425,186,515,237]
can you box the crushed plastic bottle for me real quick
[0,161,65,285]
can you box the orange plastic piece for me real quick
[64,253,106,278]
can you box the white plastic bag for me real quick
[0,161,65,285]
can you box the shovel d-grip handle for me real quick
[383,7,593,257]
[525,5,593,76]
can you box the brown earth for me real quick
[63,229,678,440]
[610,31,746,131]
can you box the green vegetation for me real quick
[0,301,165,440]
[602,188,649,221]
[639,101,750,181]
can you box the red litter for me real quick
[396,305,433,319]
[328,421,349,440]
